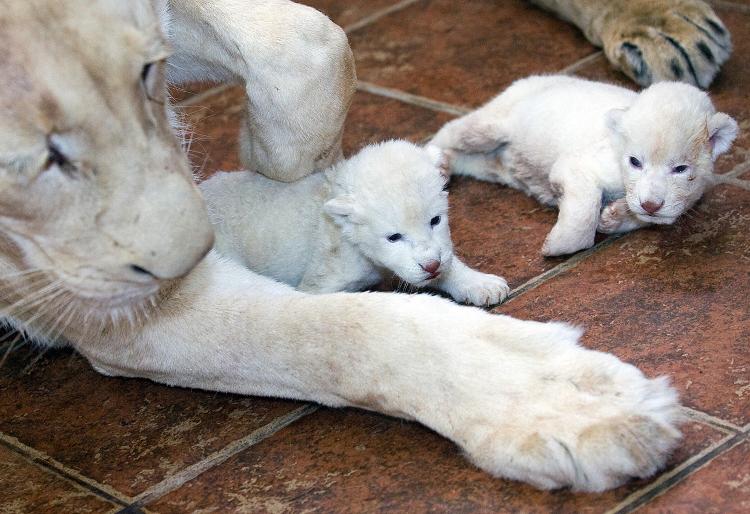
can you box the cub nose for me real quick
[421,260,441,274]
[641,200,664,215]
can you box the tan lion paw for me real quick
[600,0,731,88]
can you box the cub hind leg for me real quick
[430,113,515,184]
[429,76,563,182]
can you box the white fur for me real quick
[200,141,510,305]
[81,251,682,493]
[0,1,684,493]
[430,75,738,256]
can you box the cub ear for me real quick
[323,195,361,225]
[605,108,627,136]
[708,112,738,159]
[424,144,452,180]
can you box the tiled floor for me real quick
[1,0,749,512]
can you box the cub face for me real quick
[607,82,737,224]
[324,141,453,286]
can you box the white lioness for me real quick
[201,141,510,305]
[3,0,733,494]
[431,76,738,256]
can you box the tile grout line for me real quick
[127,404,319,508]
[720,159,750,179]
[343,0,422,34]
[0,431,133,508]
[357,80,472,116]
[605,431,747,514]
[503,234,624,303]
[715,174,750,191]
[354,46,600,118]
[680,406,744,434]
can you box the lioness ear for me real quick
[605,108,626,135]
[425,145,452,180]
[324,195,361,225]
[708,112,738,159]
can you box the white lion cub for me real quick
[199,140,510,305]
[430,75,738,256]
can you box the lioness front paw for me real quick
[450,271,510,306]
[460,347,682,492]
[600,0,731,88]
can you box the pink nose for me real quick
[421,260,440,274]
[641,200,664,215]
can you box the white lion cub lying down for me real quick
[200,140,510,305]
[430,75,738,256]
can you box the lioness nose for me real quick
[421,260,441,274]
[641,200,664,214]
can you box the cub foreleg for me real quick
[542,162,603,257]
[436,257,510,306]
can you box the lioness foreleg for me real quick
[167,0,356,181]
[75,252,681,493]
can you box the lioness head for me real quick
[606,82,737,225]
[0,0,213,322]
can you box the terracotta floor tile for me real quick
[640,439,750,514]
[572,7,750,175]
[343,90,454,154]
[149,409,724,514]
[499,184,750,425]
[0,444,116,513]
[180,86,455,180]
[0,347,302,497]
[447,176,565,288]
[178,86,246,178]
[349,0,596,108]
[299,0,400,29]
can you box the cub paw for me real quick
[600,0,731,88]
[451,271,510,306]
[597,199,630,234]
[541,230,595,257]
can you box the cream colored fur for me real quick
[201,141,509,305]
[430,75,737,256]
[531,0,731,88]
[0,0,685,492]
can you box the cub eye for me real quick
[430,215,441,227]
[629,156,643,169]
[672,164,689,174]
[387,233,402,243]
[44,141,71,171]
